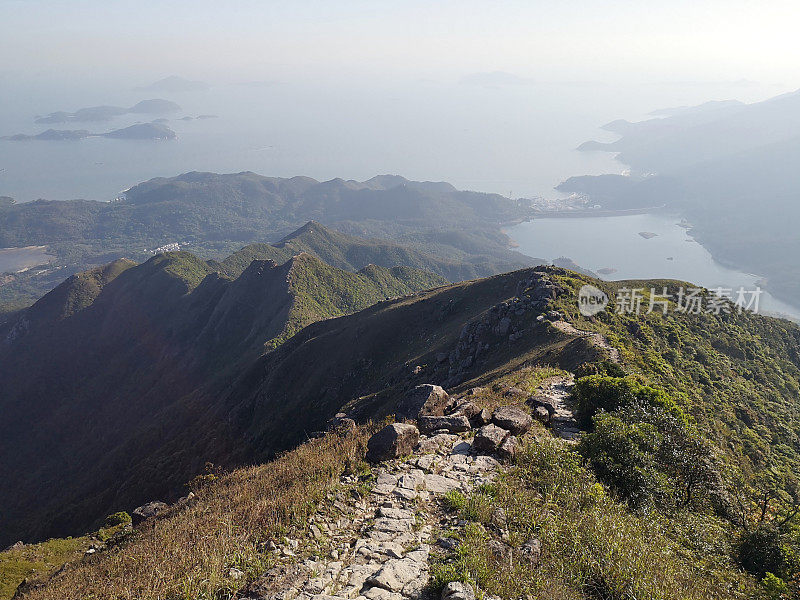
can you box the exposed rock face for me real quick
[491,406,533,435]
[418,415,471,435]
[442,581,476,600]
[395,384,450,420]
[443,270,565,387]
[131,501,169,525]
[366,424,420,462]
[472,424,510,453]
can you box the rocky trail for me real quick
[239,386,540,600]
[531,375,579,441]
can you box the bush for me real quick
[572,375,685,429]
[103,511,131,528]
[579,402,723,510]
[740,525,787,578]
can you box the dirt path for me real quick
[550,320,620,363]
[241,432,501,600]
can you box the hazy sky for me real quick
[2,0,799,85]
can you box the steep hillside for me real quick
[0,173,536,313]
[6,266,800,598]
[220,221,491,282]
[0,250,444,547]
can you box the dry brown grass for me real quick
[22,428,370,600]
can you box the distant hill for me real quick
[3,123,177,142]
[566,89,800,309]
[0,247,445,546]
[0,172,538,313]
[219,221,494,283]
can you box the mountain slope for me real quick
[0,173,536,313]
[6,266,800,598]
[0,250,445,547]
[220,221,492,282]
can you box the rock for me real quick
[367,557,423,592]
[366,423,420,462]
[449,401,479,419]
[471,408,492,426]
[395,384,450,420]
[326,413,357,435]
[488,539,511,561]
[4,541,24,552]
[437,537,459,550]
[533,406,551,424]
[174,491,196,508]
[131,501,169,525]
[418,415,471,434]
[442,581,476,600]
[491,406,533,435]
[498,435,518,459]
[473,424,510,453]
[520,538,542,566]
[498,317,512,336]
[528,396,555,420]
[436,352,448,363]
[503,386,526,399]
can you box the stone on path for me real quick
[491,406,533,435]
[472,424,510,453]
[442,581,476,600]
[395,384,450,420]
[418,415,471,434]
[366,424,420,462]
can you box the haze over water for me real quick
[0,76,786,203]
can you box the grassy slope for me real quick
[8,429,371,600]
[0,250,444,548]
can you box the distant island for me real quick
[638,231,658,239]
[137,75,210,92]
[3,123,177,141]
[34,99,181,124]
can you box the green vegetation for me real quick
[545,271,800,595]
[0,172,535,313]
[431,439,754,599]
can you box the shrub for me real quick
[572,375,685,429]
[740,525,787,578]
[103,512,131,528]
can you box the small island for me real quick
[3,122,177,141]
[34,99,181,124]
[638,231,658,239]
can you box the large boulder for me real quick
[395,384,450,420]
[472,424,510,453]
[132,501,169,525]
[366,423,420,462]
[418,415,471,435]
[492,406,533,435]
